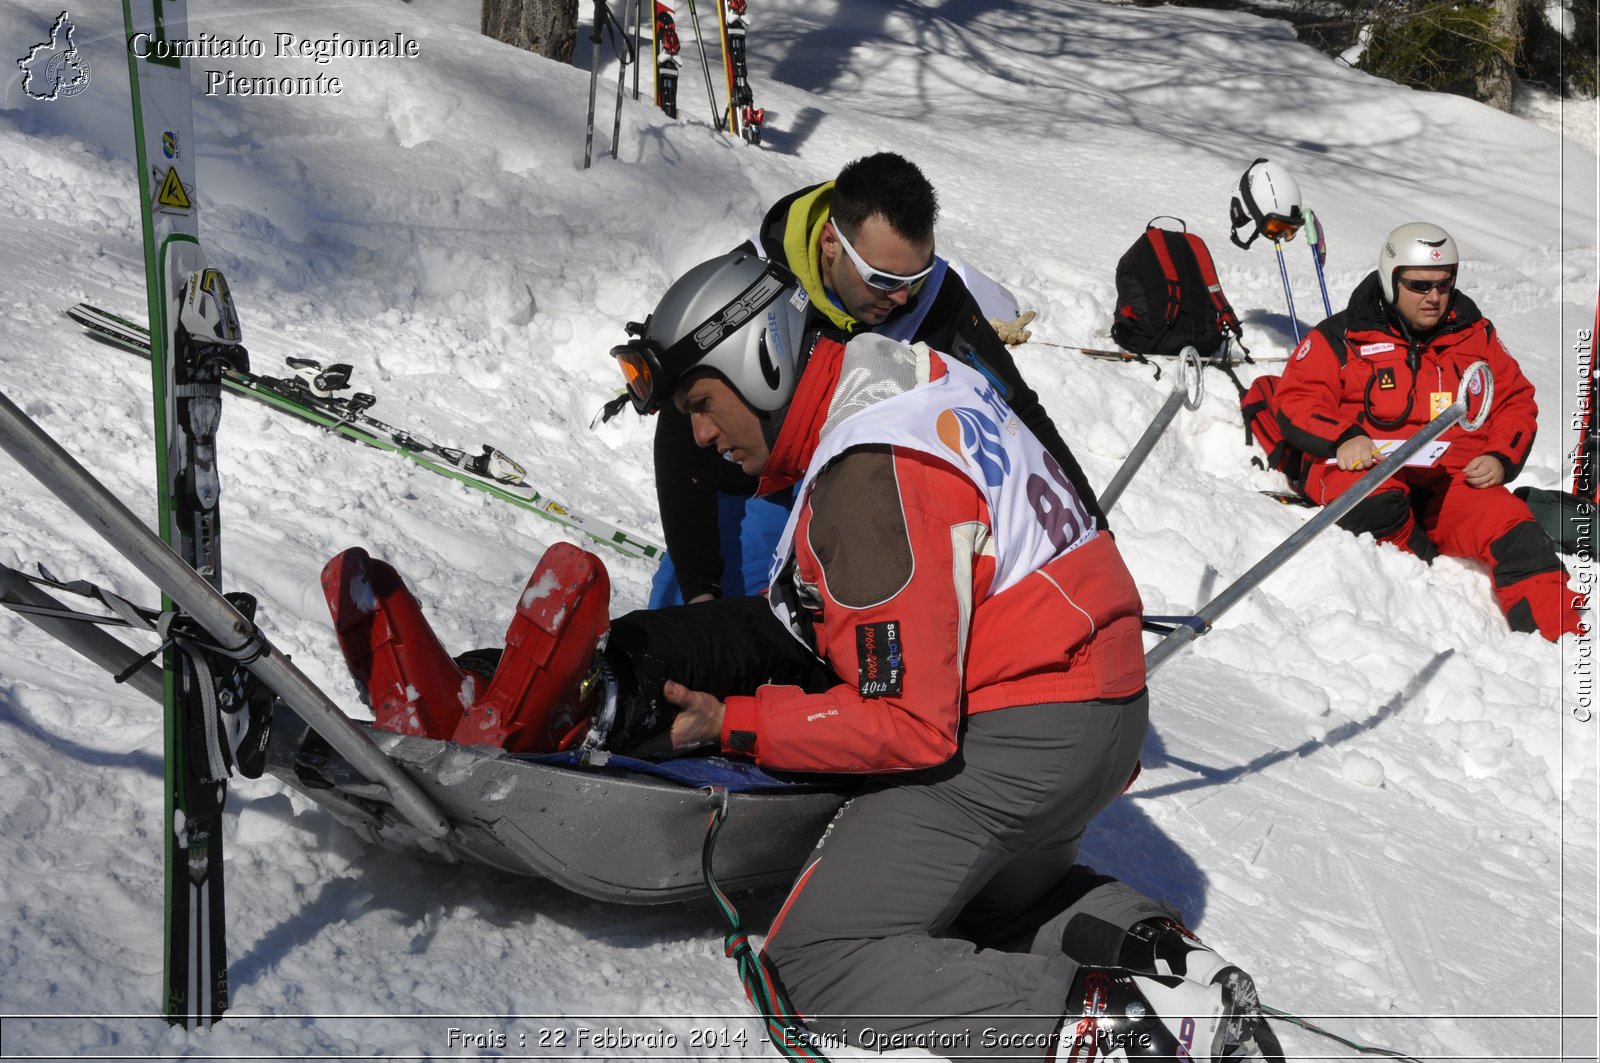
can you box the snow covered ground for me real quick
[0,0,1595,1059]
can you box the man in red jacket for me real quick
[602,250,1267,1060]
[1274,222,1581,641]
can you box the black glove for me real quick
[593,597,838,756]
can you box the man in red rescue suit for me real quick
[1274,222,1581,641]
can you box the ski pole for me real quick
[683,0,723,129]
[611,16,628,160]
[1099,346,1203,514]
[583,0,608,169]
[1145,360,1494,673]
[1274,239,1301,344]
[0,387,451,839]
[714,0,738,136]
[1305,208,1333,318]
[632,0,643,100]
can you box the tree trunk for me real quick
[482,0,580,64]
[1477,0,1521,110]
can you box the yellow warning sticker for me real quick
[156,166,191,211]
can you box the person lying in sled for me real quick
[323,250,1274,1062]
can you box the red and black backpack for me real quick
[1111,217,1244,358]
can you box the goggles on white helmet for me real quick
[611,252,811,415]
[1229,157,1306,249]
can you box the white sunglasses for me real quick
[831,221,935,292]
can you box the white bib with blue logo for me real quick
[768,341,1096,608]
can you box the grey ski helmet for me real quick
[1229,157,1305,249]
[1378,222,1459,304]
[611,251,811,415]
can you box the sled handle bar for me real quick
[1100,346,1204,515]
[0,388,450,838]
[1145,360,1494,673]
[0,562,166,704]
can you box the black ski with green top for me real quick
[123,0,238,1026]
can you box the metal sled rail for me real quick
[1146,361,1494,672]
[0,562,166,704]
[0,387,448,839]
[1100,345,1204,514]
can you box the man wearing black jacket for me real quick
[648,152,1106,605]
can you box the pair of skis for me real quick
[48,2,495,1026]
[587,0,761,164]
[60,3,405,1026]
[650,0,762,143]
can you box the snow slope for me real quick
[0,0,1594,1059]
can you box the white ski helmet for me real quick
[1378,222,1459,304]
[612,251,813,414]
[1229,157,1305,249]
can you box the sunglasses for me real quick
[610,261,795,415]
[831,221,935,292]
[1395,274,1456,296]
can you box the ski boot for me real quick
[322,546,478,739]
[1121,918,1264,1054]
[1059,965,1228,1061]
[451,542,610,753]
[1060,963,1285,1062]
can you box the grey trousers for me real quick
[762,693,1171,1062]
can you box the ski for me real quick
[66,303,664,561]
[121,0,234,1027]
[652,0,680,117]
[68,303,527,481]
[1056,345,1290,378]
[1073,345,1157,362]
[716,0,763,144]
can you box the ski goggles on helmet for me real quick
[610,260,798,415]
[831,220,935,292]
[1229,195,1304,247]
[1394,271,1456,296]
[1261,215,1300,241]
